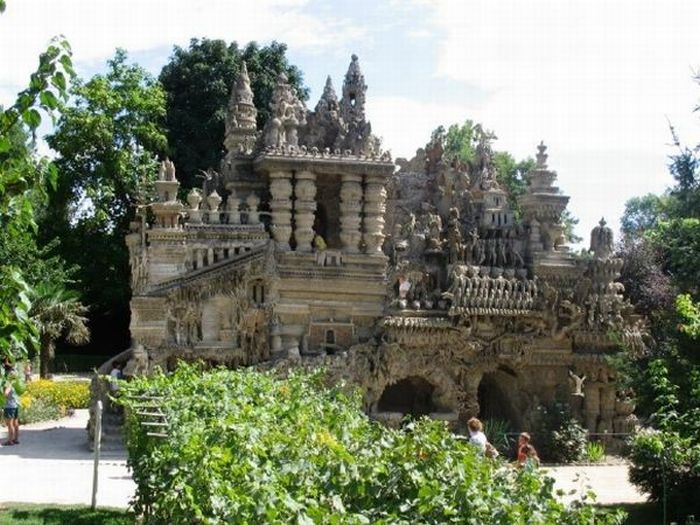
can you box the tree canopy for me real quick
[160,38,308,188]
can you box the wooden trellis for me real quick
[129,394,168,439]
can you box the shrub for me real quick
[533,402,587,463]
[585,441,606,463]
[628,429,700,518]
[26,379,90,410]
[119,364,625,524]
[483,418,514,454]
[18,394,63,424]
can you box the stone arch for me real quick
[477,366,522,431]
[377,375,436,417]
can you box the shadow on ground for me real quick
[0,426,125,461]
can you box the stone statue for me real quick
[263,73,307,148]
[590,217,614,259]
[568,369,586,396]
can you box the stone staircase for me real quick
[99,407,126,451]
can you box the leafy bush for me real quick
[629,429,700,517]
[119,364,625,524]
[533,402,587,463]
[585,441,606,463]
[18,394,63,424]
[26,379,90,409]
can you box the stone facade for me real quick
[124,56,645,435]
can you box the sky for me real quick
[2,0,700,246]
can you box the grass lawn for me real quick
[0,504,132,525]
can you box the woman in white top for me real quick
[467,417,487,453]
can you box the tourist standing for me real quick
[3,373,20,445]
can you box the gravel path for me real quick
[0,410,648,509]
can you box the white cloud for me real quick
[0,0,366,105]
[410,0,700,243]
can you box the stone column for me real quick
[269,171,293,250]
[339,173,363,254]
[363,176,387,254]
[246,193,261,225]
[583,382,601,434]
[294,170,316,253]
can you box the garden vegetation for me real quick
[119,364,624,525]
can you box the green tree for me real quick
[41,50,166,349]
[30,282,89,378]
[0,9,74,362]
[159,38,308,188]
[619,75,700,519]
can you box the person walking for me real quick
[3,373,21,445]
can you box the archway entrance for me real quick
[477,367,521,430]
[378,376,436,417]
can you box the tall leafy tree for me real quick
[617,75,700,519]
[160,38,308,188]
[41,49,167,354]
[30,282,89,378]
[0,1,74,362]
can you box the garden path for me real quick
[0,410,648,510]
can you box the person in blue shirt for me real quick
[3,374,20,445]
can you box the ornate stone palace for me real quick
[124,55,644,435]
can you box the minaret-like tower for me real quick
[340,54,367,124]
[316,75,340,115]
[224,61,258,157]
[518,141,570,253]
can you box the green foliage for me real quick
[620,193,669,238]
[647,218,700,296]
[585,441,606,463]
[0,26,74,362]
[0,503,131,525]
[628,429,700,517]
[42,49,166,318]
[30,282,89,378]
[119,364,624,524]
[534,402,587,463]
[159,38,308,188]
[482,418,514,453]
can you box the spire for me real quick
[340,54,367,123]
[536,140,548,169]
[315,75,339,114]
[226,61,257,132]
[223,61,258,156]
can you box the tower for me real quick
[223,61,258,158]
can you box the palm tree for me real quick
[30,283,90,378]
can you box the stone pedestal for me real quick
[207,191,222,224]
[339,173,363,253]
[269,171,293,250]
[226,192,241,224]
[363,177,386,254]
[294,171,316,252]
[186,189,203,224]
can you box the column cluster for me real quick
[269,171,294,250]
[294,170,317,252]
[339,174,363,253]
